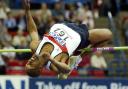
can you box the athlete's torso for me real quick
[36,23,90,59]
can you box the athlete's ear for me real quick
[40,52,51,60]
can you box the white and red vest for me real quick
[35,23,81,59]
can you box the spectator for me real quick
[65,4,77,22]
[35,15,56,38]
[12,30,28,48]
[90,51,107,77]
[0,0,10,20]
[17,10,26,32]
[0,20,12,45]
[40,3,52,23]
[52,1,65,22]
[46,15,56,30]
[91,51,107,69]
[98,0,111,16]
[77,4,94,29]
[4,12,17,32]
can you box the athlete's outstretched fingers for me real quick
[22,0,30,10]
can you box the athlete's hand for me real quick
[41,52,52,61]
[23,0,30,10]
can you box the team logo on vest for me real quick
[49,32,66,46]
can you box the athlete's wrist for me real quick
[49,57,54,62]
[23,0,30,11]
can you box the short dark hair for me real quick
[26,68,40,77]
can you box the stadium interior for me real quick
[0,0,128,78]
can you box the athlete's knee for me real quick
[102,28,112,41]
[96,28,112,41]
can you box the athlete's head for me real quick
[25,55,42,77]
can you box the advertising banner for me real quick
[0,76,29,89]
[29,77,128,89]
[0,75,128,89]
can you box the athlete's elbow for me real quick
[66,68,71,73]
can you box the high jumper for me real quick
[23,0,112,79]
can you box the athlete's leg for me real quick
[58,55,82,79]
[89,28,112,47]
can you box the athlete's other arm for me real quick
[23,0,39,51]
[23,0,41,77]
[42,52,71,73]
[24,0,39,41]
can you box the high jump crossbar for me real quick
[0,46,128,53]
[81,46,128,52]
[0,49,31,53]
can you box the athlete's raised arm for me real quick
[23,0,39,41]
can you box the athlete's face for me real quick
[25,55,42,77]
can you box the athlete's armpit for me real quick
[30,40,40,52]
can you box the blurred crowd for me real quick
[0,1,96,62]
[0,0,128,77]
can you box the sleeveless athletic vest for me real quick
[35,23,81,59]
[35,23,90,58]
